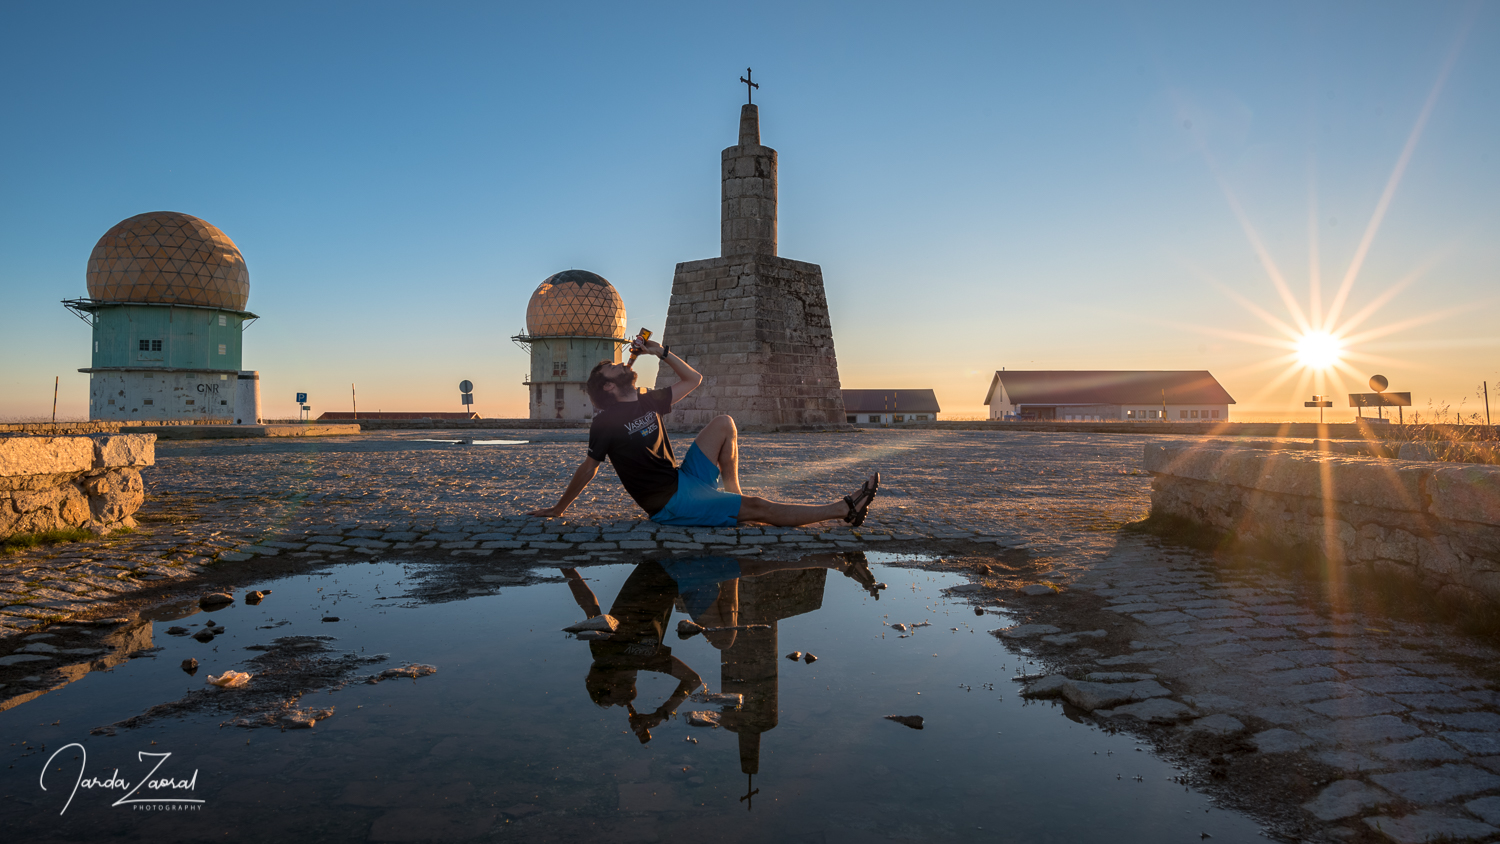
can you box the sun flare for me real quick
[1295,331,1344,370]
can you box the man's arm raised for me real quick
[635,338,702,405]
[529,456,600,518]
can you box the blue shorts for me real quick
[651,443,743,527]
[659,556,742,617]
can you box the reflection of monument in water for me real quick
[705,567,828,796]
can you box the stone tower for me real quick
[654,103,846,430]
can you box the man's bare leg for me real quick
[693,414,741,494]
[735,474,878,527]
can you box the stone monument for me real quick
[654,86,847,430]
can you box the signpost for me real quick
[1349,375,1410,424]
[295,393,308,422]
[1304,395,1333,424]
[459,380,474,414]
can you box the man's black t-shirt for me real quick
[588,388,678,514]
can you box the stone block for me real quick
[1428,465,1500,527]
[1060,679,1171,711]
[1252,728,1316,753]
[1186,713,1246,735]
[90,434,155,468]
[1303,780,1393,821]
[1371,764,1500,803]
[1374,738,1467,763]
[0,436,95,478]
[1442,732,1500,756]
[1096,697,1195,723]
[1363,812,1498,844]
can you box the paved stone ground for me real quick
[0,429,1148,635]
[5,428,1500,841]
[1032,540,1500,842]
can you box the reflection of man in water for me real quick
[570,562,705,744]
[565,556,880,743]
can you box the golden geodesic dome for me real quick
[525,270,626,338]
[86,211,250,311]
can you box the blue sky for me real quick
[2,1,1496,421]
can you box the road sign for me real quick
[461,393,474,406]
[1349,392,1411,407]
[459,380,474,393]
[1369,375,1389,392]
[301,405,310,411]
[1304,400,1333,407]
[296,392,307,403]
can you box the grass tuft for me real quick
[1,527,95,555]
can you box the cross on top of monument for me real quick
[739,68,758,104]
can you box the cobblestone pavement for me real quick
[5,429,1500,840]
[0,429,1151,637]
[1018,538,1500,842]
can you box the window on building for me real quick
[1212,410,1220,418]
[139,340,149,351]
[867,415,880,423]
[143,399,153,406]
[218,314,227,326]
[535,385,542,405]
[893,414,905,423]
[1180,410,1189,419]
[915,414,929,421]
[153,340,162,351]
[553,360,567,378]
[554,385,565,408]
[218,344,227,355]
[107,398,115,405]
[846,415,857,424]
[1191,410,1199,418]
[185,399,195,406]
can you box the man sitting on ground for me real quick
[528,336,878,528]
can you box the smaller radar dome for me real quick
[525,270,626,338]
[86,211,250,311]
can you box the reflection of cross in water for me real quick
[739,774,759,810]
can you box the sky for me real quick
[1,1,1496,422]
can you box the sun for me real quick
[1295,331,1344,370]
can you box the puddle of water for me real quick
[410,438,530,445]
[0,559,1262,842]
[864,551,942,565]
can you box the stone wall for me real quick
[0,434,155,537]
[655,255,846,430]
[1144,441,1500,608]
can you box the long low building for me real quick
[984,371,1234,421]
[842,389,941,425]
[318,412,480,421]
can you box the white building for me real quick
[842,389,941,425]
[984,371,1234,422]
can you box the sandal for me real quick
[843,472,880,528]
[840,551,884,598]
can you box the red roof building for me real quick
[984,371,1235,422]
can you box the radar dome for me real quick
[86,211,250,311]
[525,270,626,338]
